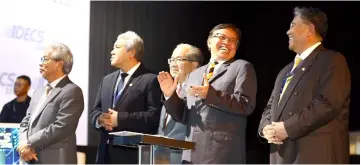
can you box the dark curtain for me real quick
[88,1,359,164]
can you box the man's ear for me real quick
[307,24,316,37]
[57,60,64,71]
[191,62,199,70]
[128,49,137,59]
[207,38,211,51]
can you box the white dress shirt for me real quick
[291,42,321,72]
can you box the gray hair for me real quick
[48,43,73,74]
[294,7,328,40]
[175,43,204,66]
[117,31,145,61]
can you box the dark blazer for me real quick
[258,45,351,164]
[19,76,84,164]
[90,64,162,164]
[164,59,257,164]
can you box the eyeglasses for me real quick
[167,57,196,64]
[212,33,238,44]
[40,57,60,64]
[40,57,52,64]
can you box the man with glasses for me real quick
[158,24,257,163]
[17,43,84,164]
[0,75,31,123]
[158,43,203,164]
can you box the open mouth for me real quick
[219,46,229,52]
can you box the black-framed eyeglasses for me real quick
[167,57,196,64]
[212,33,239,44]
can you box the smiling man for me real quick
[258,7,351,164]
[90,31,162,164]
[158,24,257,164]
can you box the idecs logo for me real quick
[0,72,16,87]
[10,25,45,43]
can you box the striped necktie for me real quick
[206,61,218,80]
[279,57,303,102]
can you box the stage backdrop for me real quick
[0,0,90,146]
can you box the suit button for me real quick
[289,112,293,116]
[294,92,298,95]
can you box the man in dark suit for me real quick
[158,24,257,164]
[157,43,203,164]
[90,31,162,164]
[18,43,84,164]
[0,75,31,123]
[258,7,351,164]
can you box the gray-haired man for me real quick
[158,43,203,164]
[18,43,84,164]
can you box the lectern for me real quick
[110,131,195,164]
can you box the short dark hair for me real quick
[208,23,242,42]
[294,6,328,39]
[17,75,31,86]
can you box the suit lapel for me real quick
[31,76,70,125]
[114,65,144,108]
[276,45,325,120]
[273,64,293,105]
[108,72,119,109]
[164,118,176,134]
[208,59,233,83]
[35,88,61,115]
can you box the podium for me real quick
[110,131,195,164]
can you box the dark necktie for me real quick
[113,72,128,106]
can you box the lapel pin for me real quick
[129,83,133,86]
[302,68,305,71]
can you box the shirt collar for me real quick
[209,58,226,65]
[48,75,66,89]
[120,62,141,77]
[296,42,321,60]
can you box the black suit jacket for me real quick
[90,64,162,163]
[259,45,351,164]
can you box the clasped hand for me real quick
[262,122,289,145]
[98,109,118,131]
[17,141,38,162]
